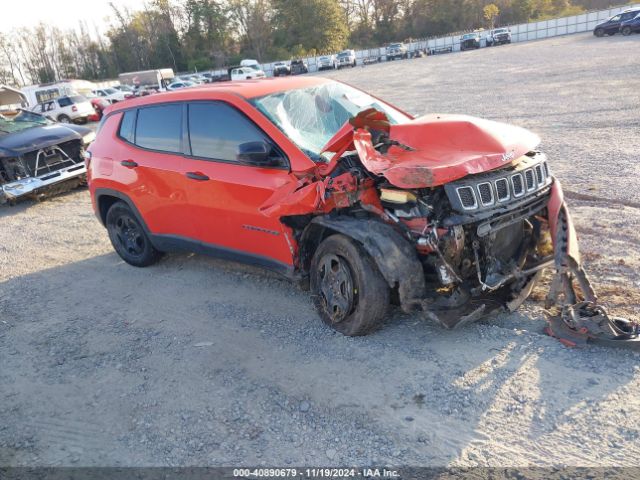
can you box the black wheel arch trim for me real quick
[299,216,426,313]
[94,188,150,231]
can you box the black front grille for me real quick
[445,154,551,213]
[478,183,493,205]
[458,186,476,208]
[512,174,524,196]
[525,169,535,190]
[495,178,509,201]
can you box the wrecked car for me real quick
[0,85,95,204]
[87,77,637,346]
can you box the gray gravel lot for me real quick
[1,32,640,468]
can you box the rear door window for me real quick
[187,102,285,166]
[135,104,182,153]
[57,97,72,107]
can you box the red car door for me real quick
[181,101,295,268]
[113,104,199,240]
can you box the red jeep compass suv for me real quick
[88,76,630,344]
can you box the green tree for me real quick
[272,0,349,55]
[483,3,500,27]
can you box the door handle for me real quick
[120,160,138,168]
[186,172,210,181]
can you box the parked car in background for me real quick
[92,87,127,103]
[85,93,110,120]
[118,69,175,92]
[0,85,94,204]
[620,11,640,35]
[290,59,308,75]
[240,59,266,77]
[229,66,266,81]
[208,73,230,82]
[113,85,135,94]
[486,28,512,46]
[460,32,481,51]
[30,95,95,124]
[178,75,204,84]
[273,62,291,76]
[594,8,640,36]
[317,55,337,70]
[167,80,197,91]
[130,87,155,97]
[336,50,357,68]
[386,42,408,60]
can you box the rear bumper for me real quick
[0,163,87,203]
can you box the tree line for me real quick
[0,0,627,86]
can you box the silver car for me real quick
[317,55,336,70]
[336,50,356,68]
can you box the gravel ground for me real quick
[1,32,640,468]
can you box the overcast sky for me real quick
[7,0,139,33]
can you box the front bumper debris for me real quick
[545,302,639,348]
[0,163,87,204]
[542,185,639,349]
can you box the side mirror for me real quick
[237,140,274,164]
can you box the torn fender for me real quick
[302,216,427,312]
[259,176,328,217]
[259,170,374,218]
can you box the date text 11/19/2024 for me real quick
[232,468,399,478]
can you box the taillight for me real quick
[72,105,78,112]
[83,150,92,168]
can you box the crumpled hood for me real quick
[0,124,83,157]
[261,111,541,218]
[323,113,541,188]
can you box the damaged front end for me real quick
[261,108,637,347]
[0,121,93,205]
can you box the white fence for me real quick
[235,3,637,77]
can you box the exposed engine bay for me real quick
[261,108,639,347]
[0,139,87,204]
[308,146,554,329]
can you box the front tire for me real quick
[310,234,389,336]
[594,28,604,37]
[106,201,162,267]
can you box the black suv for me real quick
[594,8,640,36]
[290,59,308,75]
[460,33,481,51]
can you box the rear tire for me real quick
[57,114,71,123]
[106,201,162,267]
[594,28,604,37]
[622,26,632,36]
[310,234,389,336]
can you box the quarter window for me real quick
[135,104,182,153]
[188,102,283,166]
[119,110,136,143]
